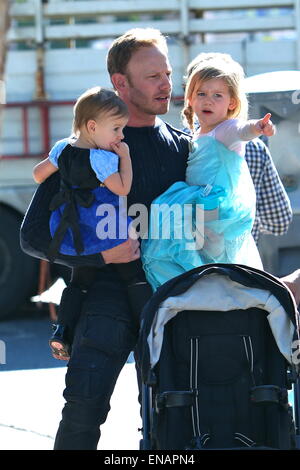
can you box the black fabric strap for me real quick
[48,186,95,261]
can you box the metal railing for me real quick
[8,0,300,43]
[1,100,74,159]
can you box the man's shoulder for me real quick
[163,121,192,139]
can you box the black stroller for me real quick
[138,264,300,450]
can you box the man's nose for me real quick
[160,74,172,90]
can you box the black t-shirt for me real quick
[125,119,189,210]
[20,118,190,269]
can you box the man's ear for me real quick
[111,73,128,93]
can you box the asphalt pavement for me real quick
[0,280,141,450]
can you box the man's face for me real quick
[123,46,172,120]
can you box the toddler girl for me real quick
[33,86,140,358]
[142,53,275,291]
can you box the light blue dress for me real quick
[142,135,262,291]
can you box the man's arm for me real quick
[101,238,140,264]
[245,139,292,242]
[21,172,140,268]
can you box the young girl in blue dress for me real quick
[33,86,140,358]
[142,53,275,291]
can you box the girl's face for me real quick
[87,113,128,151]
[188,77,237,134]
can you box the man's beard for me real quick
[127,76,170,116]
[131,91,170,115]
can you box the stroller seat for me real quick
[138,263,300,450]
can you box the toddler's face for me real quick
[90,114,128,151]
[189,77,237,133]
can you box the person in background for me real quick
[281,269,300,306]
[244,138,292,244]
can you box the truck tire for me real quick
[0,206,39,320]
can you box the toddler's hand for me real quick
[111,141,130,159]
[255,113,276,137]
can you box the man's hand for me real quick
[101,237,140,264]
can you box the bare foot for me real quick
[50,341,70,360]
[52,352,70,361]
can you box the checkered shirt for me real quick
[245,138,292,243]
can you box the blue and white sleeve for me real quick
[90,149,119,182]
[48,138,70,167]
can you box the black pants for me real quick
[56,261,147,346]
[54,266,152,450]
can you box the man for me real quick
[51,28,190,450]
[21,29,296,450]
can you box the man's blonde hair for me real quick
[182,52,248,131]
[107,28,168,79]
[72,86,128,134]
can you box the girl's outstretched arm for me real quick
[33,157,58,184]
